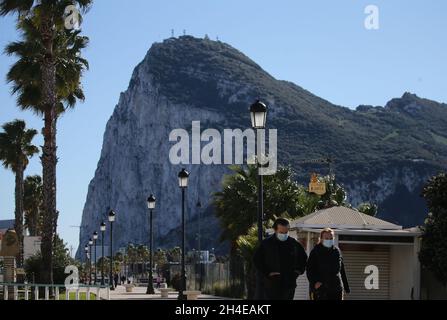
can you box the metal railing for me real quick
[0,283,110,301]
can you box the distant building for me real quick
[188,250,211,264]
[287,206,421,300]
[23,236,41,261]
[1,219,41,261]
[0,219,15,246]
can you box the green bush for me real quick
[420,173,447,286]
[24,235,75,285]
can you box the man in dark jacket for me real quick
[306,228,350,300]
[253,218,308,300]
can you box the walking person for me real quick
[114,273,119,288]
[306,228,350,300]
[253,218,308,300]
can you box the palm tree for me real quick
[236,225,258,299]
[24,175,43,236]
[1,1,91,285]
[214,165,316,246]
[96,256,110,279]
[154,249,168,276]
[167,247,182,263]
[125,244,138,276]
[316,176,349,210]
[136,244,149,276]
[0,120,39,264]
[113,252,124,282]
[214,165,321,297]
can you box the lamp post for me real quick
[88,238,93,285]
[146,194,156,294]
[100,222,106,286]
[108,210,116,290]
[84,245,89,285]
[196,200,202,256]
[196,200,203,291]
[178,168,189,300]
[250,100,268,300]
[93,231,98,284]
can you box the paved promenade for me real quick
[107,285,234,300]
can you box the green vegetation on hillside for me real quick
[142,36,447,187]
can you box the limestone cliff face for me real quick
[77,36,447,257]
[78,67,229,256]
[347,166,430,206]
[344,165,435,226]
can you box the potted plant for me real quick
[123,280,135,292]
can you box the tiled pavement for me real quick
[106,285,236,300]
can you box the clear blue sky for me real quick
[1,0,446,255]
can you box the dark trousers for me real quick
[264,275,296,300]
[311,288,344,300]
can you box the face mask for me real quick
[322,239,334,248]
[276,233,289,242]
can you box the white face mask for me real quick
[322,239,334,248]
[276,233,289,242]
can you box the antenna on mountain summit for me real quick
[171,29,174,38]
[183,29,186,36]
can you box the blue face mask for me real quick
[276,233,289,242]
[323,239,334,248]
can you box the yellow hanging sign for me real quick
[309,173,327,196]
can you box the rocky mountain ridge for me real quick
[76,36,447,257]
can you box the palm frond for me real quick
[0,0,34,16]
[6,14,89,115]
[0,119,38,172]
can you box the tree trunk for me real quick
[14,163,24,266]
[40,15,57,286]
[27,204,38,237]
[29,210,37,237]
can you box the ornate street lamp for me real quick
[88,238,93,285]
[93,231,98,284]
[250,100,268,300]
[146,194,156,294]
[100,222,106,286]
[178,168,189,300]
[84,245,89,285]
[250,100,267,129]
[196,200,203,291]
[108,210,116,290]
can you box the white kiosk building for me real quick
[290,206,422,300]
